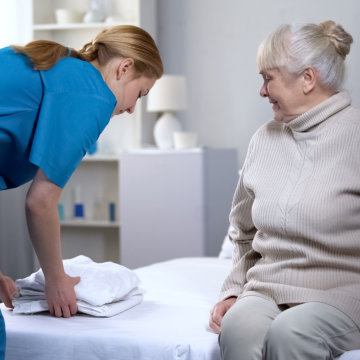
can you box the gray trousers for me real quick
[219,295,360,360]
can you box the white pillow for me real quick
[218,226,234,259]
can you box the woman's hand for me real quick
[0,272,17,308]
[209,296,237,334]
[45,274,80,318]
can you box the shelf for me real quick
[123,147,205,155]
[61,220,120,228]
[33,21,136,31]
[83,154,120,162]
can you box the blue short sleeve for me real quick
[29,58,116,188]
[0,49,116,190]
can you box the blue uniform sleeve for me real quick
[29,89,115,188]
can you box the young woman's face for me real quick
[100,58,156,117]
[259,68,305,123]
[111,73,156,117]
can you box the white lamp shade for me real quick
[147,75,188,112]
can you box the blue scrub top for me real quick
[0,46,116,190]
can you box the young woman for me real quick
[0,24,163,358]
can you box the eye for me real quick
[263,75,271,82]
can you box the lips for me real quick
[269,98,277,105]
[270,100,279,111]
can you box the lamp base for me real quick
[154,112,182,149]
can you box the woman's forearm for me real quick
[25,198,65,280]
[25,169,65,281]
[25,169,80,317]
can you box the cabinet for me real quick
[120,148,238,268]
[59,148,238,269]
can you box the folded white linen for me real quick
[13,255,144,317]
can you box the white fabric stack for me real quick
[13,255,143,317]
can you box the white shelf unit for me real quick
[59,155,121,263]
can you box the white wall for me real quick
[0,0,32,47]
[157,0,360,165]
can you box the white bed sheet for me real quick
[2,257,231,360]
[2,257,360,360]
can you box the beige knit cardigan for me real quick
[220,91,360,328]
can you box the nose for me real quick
[126,105,135,114]
[260,82,268,98]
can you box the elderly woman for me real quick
[209,20,360,359]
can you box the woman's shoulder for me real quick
[333,104,360,134]
[251,119,285,143]
[244,120,286,160]
[344,105,360,123]
[40,57,95,84]
[0,46,43,108]
[39,57,114,101]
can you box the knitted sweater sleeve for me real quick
[219,134,261,300]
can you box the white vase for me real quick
[83,0,107,23]
[154,112,182,149]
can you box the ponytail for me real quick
[11,25,163,78]
[11,40,83,70]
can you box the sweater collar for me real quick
[285,91,351,132]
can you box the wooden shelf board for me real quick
[61,220,120,228]
[33,21,136,31]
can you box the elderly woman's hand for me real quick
[0,272,17,308]
[209,296,237,334]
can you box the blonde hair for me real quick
[12,25,163,79]
[257,20,353,90]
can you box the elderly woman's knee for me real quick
[263,311,301,351]
[220,310,263,360]
[220,302,267,350]
[220,304,257,352]
[220,307,244,346]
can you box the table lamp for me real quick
[147,75,188,149]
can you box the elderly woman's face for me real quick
[259,68,305,123]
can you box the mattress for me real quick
[2,257,360,360]
[2,257,231,360]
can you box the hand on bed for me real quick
[0,272,17,308]
[45,273,80,318]
[209,296,237,334]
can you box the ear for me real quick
[302,67,317,94]
[116,58,134,80]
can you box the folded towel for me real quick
[13,255,144,317]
